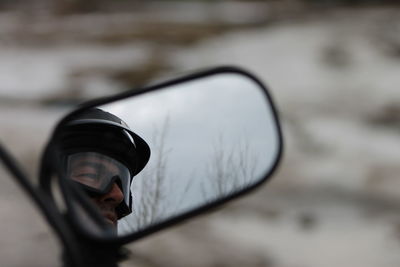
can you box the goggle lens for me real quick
[65,152,131,212]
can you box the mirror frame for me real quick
[40,65,284,245]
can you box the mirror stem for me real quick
[62,241,124,267]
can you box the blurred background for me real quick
[1,0,400,266]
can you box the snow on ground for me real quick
[0,43,152,101]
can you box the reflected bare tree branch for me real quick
[204,135,259,199]
[127,117,172,230]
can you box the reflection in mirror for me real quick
[55,72,280,237]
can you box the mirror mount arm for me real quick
[61,238,127,267]
[0,142,86,266]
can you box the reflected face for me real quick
[68,155,125,226]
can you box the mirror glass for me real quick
[49,72,281,238]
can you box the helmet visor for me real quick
[65,152,131,215]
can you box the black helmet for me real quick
[59,108,151,218]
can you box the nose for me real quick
[99,183,124,205]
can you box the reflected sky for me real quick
[100,73,280,234]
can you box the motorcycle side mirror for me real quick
[39,66,283,244]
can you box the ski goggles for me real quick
[64,152,132,218]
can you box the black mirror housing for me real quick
[39,66,283,246]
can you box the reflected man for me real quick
[60,108,151,227]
